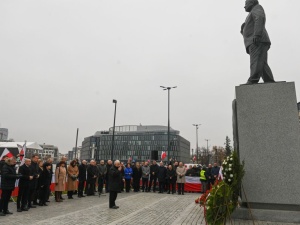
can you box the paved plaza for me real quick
[0,192,298,225]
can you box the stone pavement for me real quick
[0,192,298,225]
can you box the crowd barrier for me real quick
[0,175,203,197]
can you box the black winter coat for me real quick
[78,164,87,181]
[0,160,6,175]
[109,166,121,192]
[166,169,176,183]
[87,165,97,182]
[1,163,20,190]
[39,169,52,189]
[132,167,142,180]
[18,164,31,187]
[157,166,167,182]
[150,164,159,177]
[106,164,112,179]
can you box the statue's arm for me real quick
[252,10,265,43]
[240,23,245,35]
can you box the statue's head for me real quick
[244,0,259,12]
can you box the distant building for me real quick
[68,150,74,161]
[0,128,8,141]
[81,125,190,163]
[39,144,59,162]
[71,146,82,160]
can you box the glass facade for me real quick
[81,126,190,163]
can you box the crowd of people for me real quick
[0,154,221,214]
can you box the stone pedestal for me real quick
[232,82,300,222]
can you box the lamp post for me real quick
[193,124,201,164]
[205,139,210,165]
[111,99,117,161]
[160,86,177,161]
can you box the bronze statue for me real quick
[241,0,275,85]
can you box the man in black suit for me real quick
[17,159,33,212]
[241,0,275,84]
[109,160,123,209]
[86,160,97,196]
[28,154,40,208]
[78,160,87,197]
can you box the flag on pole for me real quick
[0,148,13,160]
[17,142,26,166]
[161,151,167,160]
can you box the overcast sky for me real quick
[1,0,299,154]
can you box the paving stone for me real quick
[0,192,298,225]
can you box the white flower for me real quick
[230,174,233,178]
[229,164,232,167]
[224,172,226,175]
[225,168,228,171]
[227,156,229,160]
[207,206,210,210]
[229,168,232,171]
[230,158,233,161]
[228,179,231,182]
[224,161,227,165]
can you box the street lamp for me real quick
[111,99,117,161]
[205,139,210,165]
[193,124,201,164]
[160,86,177,161]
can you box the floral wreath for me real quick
[197,151,245,225]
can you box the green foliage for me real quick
[205,150,245,225]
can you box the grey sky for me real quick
[1,0,299,154]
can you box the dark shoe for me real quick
[110,206,119,209]
[4,211,13,215]
[38,203,44,206]
[60,197,65,200]
[43,203,48,206]
[81,195,86,197]
[68,196,73,199]
[46,200,50,202]
[29,205,36,208]
[21,207,29,211]
[32,202,38,205]
[78,195,82,198]
[167,191,170,194]
[0,212,6,216]
[182,193,184,195]
[17,209,22,212]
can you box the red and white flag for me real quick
[17,142,26,165]
[161,151,167,160]
[0,148,13,160]
[193,155,197,161]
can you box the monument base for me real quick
[232,207,300,223]
[233,82,300,222]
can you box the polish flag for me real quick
[17,142,26,166]
[193,155,196,161]
[0,148,13,160]
[161,151,167,160]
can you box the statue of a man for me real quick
[241,0,275,85]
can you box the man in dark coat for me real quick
[17,159,33,212]
[157,162,167,193]
[241,0,274,84]
[0,157,22,216]
[166,165,176,194]
[108,160,123,209]
[78,160,87,197]
[28,153,40,208]
[148,160,159,192]
[132,162,142,192]
[105,160,112,193]
[97,160,107,195]
[86,160,97,196]
[45,158,53,202]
